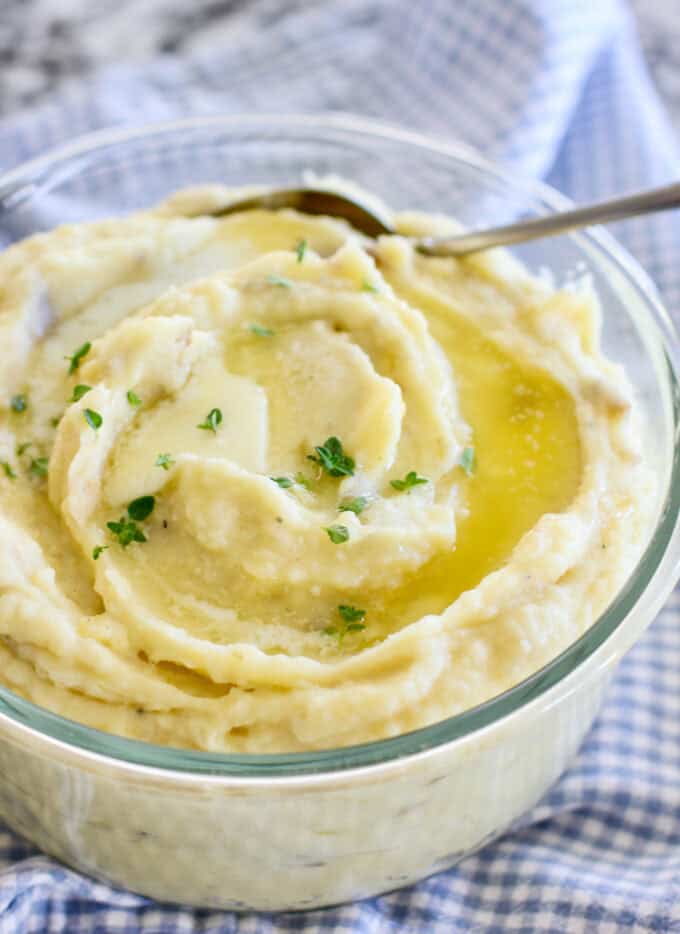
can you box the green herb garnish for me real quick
[65,342,91,374]
[197,408,223,433]
[295,239,307,263]
[29,457,48,478]
[266,274,292,288]
[107,518,146,548]
[84,409,102,431]
[339,496,370,515]
[16,442,32,456]
[362,280,379,293]
[155,453,174,471]
[1,462,16,480]
[127,495,155,521]
[339,604,366,624]
[249,324,275,338]
[127,390,142,407]
[10,394,27,413]
[307,437,355,478]
[107,495,155,548]
[50,415,62,428]
[324,605,367,642]
[460,446,476,477]
[92,545,108,560]
[271,476,294,489]
[390,471,428,492]
[69,384,92,403]
[324,524,349,544]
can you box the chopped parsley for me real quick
[127,495,155,521]
[390,470,428,492]
[459,446,476,477]
[307,436,355,477]
[29,456,48,478]
[65,342,91,374]
[107,517,146,548]
[339,495,370,515]
[84,408,103,431]
[1,462,16,480]
[338,604,366,624]
[362,280,379,293]
[16,442,32,456]
[10,394,27,413]
[50,415,62,428]
[92,545,108,560]
[324,604,367,642]
[107,496,155,548]
[127,390,142,407]
[324,524,349,544]
[249,324,275,338]
[155,453,174,471]
[271,473,312,490]
[295,239,308,263]
[271,476,294,489]
[197,408,223,433]
[266,274,292,288]
[69,384,92,403]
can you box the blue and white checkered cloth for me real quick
[1,1,680,930]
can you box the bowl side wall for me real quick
[0,659,610,909]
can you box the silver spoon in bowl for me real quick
[211,182,680,256]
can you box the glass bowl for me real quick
[0,114,679,910]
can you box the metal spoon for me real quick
[212,182,680,256]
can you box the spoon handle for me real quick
[418,181,680,256]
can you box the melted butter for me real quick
[376,281,582,630]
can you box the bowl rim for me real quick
[1,111,680,782]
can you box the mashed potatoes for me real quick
[0,186,652,752]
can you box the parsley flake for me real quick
[249,324,275,338]
[65,342,91,374]
[106,496,155,548]
[295,239,307,263]
[10,394,27,413]
[84,408,103,431]
[390,471,428,492]
[339,496,370,515]
[1,462,16,480]
[127,390,142,407]
[266,274,292,288]
[460,446,476,477]
[16,442,32,456]
[127,495,155,521]
[324,524,349,544]
[197,408,223,433]
[362,280,379,293]
[155,453,174,471]
[107,518,146,548]
[307,437,355,477]
[50,415,62,428]
[69,384,92,403]
[92,545,108,560]
[271,476,294,489]
[29,456,48,478]
[324,604,367,643]
[339,604,366,624]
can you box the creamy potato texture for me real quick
[0,186,652,751]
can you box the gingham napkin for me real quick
[1,1,680,931]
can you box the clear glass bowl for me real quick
[0,114,679,909]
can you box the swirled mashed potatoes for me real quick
[0,186,653,752]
